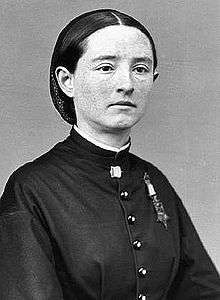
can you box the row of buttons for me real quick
[127,216,142,250]
[121,191,148,299]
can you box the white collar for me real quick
[73,125,130,153]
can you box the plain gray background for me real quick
[0,0,219,271]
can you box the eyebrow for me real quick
[91,55,153,65]
[133,57,153,65]
[91,55,118,62]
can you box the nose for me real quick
[116,67,134,96]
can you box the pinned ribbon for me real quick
[110,166,122,178]
[144,173,170,229]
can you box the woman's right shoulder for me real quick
[0,142,68,215]
[2,140,65,195]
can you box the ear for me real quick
[153,70,159,82]
[55,66,75,97]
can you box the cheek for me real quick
[136,80,153,100]
[74,77,112,115]
[77,75,112,100]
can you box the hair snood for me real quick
[50,9,158,125]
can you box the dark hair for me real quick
[50,9,158,125]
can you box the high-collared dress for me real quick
[0,128,220,300]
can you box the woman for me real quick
[0,9,219,300]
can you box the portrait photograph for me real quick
[0,1,219,299]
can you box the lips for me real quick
[109,101,136,107]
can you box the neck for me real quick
[76,123,131,149]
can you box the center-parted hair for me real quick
[50,9,158,125]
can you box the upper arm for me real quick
[0,171,64,299]
[168,195,220,299]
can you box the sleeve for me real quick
[167,194,220,299]
[0,173,64,300]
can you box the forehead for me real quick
[82,25,153,61]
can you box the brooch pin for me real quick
[144,172,170,229]
[110,166,122,178]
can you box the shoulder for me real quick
[0,134,75,217]
[6,147,59,188]
[4,135,75,188]
[0,138,73,212]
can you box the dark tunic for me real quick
[0,128,219,300]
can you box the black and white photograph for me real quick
[0,1,220,299]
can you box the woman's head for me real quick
[50,9,158,124]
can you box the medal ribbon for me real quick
[144,173,170,229]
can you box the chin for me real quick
[106,117,140,131]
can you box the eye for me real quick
[96,64,114,73]
[133,65,150,75]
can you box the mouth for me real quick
[109,101,136,108]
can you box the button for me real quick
[133,240,142,250]
[138,267,148,278]
[120,191,129,200]
[127,214,136,225]
[138,294,147,300]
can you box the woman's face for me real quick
[72,25,154,134]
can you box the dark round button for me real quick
[133,240,142,250]
[138,267,148,278]
[138,294,147,300]
[120,191,129,200]
[127,214,136,225]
